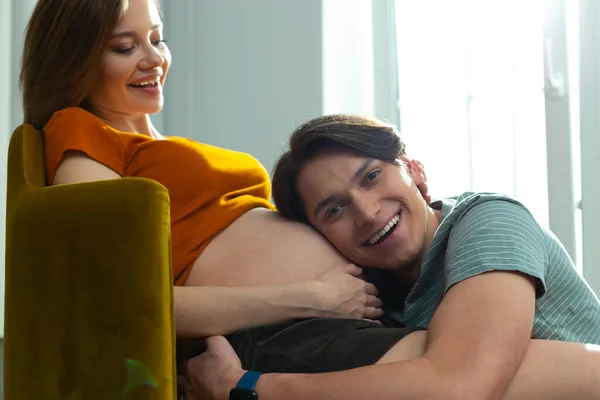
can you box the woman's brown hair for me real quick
[272,114,406,225]
[20,0,128,130]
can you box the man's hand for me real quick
[180,336,246,400]
[411,159,431,205]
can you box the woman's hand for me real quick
[309,264,383,320]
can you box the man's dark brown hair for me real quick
[272,114,406,225]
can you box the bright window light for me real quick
[394,0,549,228]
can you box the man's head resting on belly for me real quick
[272,114,440,278]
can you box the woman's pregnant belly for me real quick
[185,208,349,287]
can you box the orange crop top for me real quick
[44,107,275,285]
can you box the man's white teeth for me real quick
[369,214,400,245]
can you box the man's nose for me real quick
[353,194,380,226]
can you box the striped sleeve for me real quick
[444,199,547,297]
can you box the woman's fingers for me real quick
[365,282,379,296]
[367,294,383,308]
[363,306,384,320]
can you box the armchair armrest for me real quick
[5,177,176,399]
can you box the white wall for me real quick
[0,0,12,342]
[9,1,34,128]
[161,0,324,173]
[579,0,600,295]
[160,0,379,173]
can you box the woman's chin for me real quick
[131,103,164,116]
[126,95,164,115]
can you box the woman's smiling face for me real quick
[86,0,171,117]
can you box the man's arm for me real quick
[421,270,537,398]
[255,271,535,400]
[185,270,537,400]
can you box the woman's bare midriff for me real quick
[185,208,349,287]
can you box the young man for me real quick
[182,114,600,400]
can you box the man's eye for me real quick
[326,205,342,220]
[365,170,380,184]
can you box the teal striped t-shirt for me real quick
[383,192,600,344]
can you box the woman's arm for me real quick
[176,264,382,337]
[54,151,123,183]
[175,284,317,338]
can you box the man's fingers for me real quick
[204,335,226,348]
[417,181,430,205]
[413,159,427,180]
[204,335,231,353]
[204,335,240,360]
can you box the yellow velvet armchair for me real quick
[4,124,176,399]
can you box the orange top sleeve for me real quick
[44,107,125,184]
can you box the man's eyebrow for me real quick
[314,193,338,220]
[312,158,374,219]
[351,158,374,182]
[110,24,162,38]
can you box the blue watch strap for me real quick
[236,371,263,390]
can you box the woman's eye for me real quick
[113,46,135,54]
[153,39,167,47]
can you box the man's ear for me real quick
[399,156,431,205]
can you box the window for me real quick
[393,0,550,228]
[390,0,597,283]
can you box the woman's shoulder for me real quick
[45,107,110,134]
[46,106,102,125]
[44,106,122,143]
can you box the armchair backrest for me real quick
[6,124,46,214]
[5,123,176,399]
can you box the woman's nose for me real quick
[140,44,165,69]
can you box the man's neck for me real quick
[391,206,443,293]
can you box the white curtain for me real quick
[393,0,600,295]
[394,0,549,228]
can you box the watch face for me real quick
[229,388,258,400]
